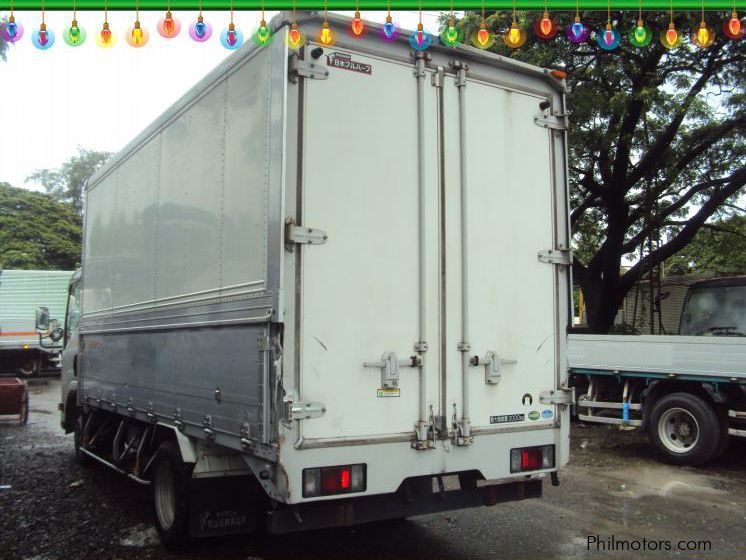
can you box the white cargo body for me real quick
[0,269,72,375]
[71,12,572,540]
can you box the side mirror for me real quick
[36,307,50,332]
[49,319,64,342]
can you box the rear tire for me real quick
[152,441,192,549]
[647,392,720,466]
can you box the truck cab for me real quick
[58,270,82,433]
[679,276,746,337]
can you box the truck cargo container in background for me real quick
[56,12,574,546]
[0,269,72,376]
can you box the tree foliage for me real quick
[0,182,82,270]
[27,147,111,215]
[0,19,9,62]
[667,215,746,276]
[456,11,746,332]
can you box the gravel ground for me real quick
[1,378,745,560]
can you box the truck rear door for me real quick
[441,73,565,437]
[295,45,567,446]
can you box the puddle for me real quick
[119,524,160,547]
[602,466,730,500]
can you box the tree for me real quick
[0,19,10,62]
[27,147,111,215]
[666,215,746,275]
[0,182,82,270]
[455,11,746,332]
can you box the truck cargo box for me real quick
[74,11,572,530]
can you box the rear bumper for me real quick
[266,477,542,534]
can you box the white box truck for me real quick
[0,269,72,376]
[58,11,573,546]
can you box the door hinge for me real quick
[538,248,572,266]
[284,398,326,421]
[363,351,422,389]
[470,351,517,385]
[431,66,445,88]
[288,54,330,83]
[540,387,575,406]
[534,112,568,131]
[285,219,328,251]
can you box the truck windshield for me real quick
[680,285,746,336]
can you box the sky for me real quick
[0,10,443,191]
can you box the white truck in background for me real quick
[0,269,72,376]
[52,12,574,546]
[569,276,746,466]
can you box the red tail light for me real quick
[521,448,542,470]
[304,464,366,497]
[510,445,555,473]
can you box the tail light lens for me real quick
[303,464,366,498]
[510,445,555,473]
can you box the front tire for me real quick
[647,392,720,466]
[152,441,192,549]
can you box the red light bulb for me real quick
[729,13,741,36]
[289,23,301,47]
[477,25,489,46]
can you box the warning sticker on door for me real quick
[327,52,372,75]
[377,388,400,398]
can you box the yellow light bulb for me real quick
[508,23,520,44]
[697,21,709,45]
[320,21,333,45]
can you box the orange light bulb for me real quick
[666,24,678,45]
[729,12,741,36]
[289,23,301,47]
[477,24,489,46]
[351,10,364,36]
[540,12,552,36]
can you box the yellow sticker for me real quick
[377,388,400,398]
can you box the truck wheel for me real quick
[152,441,192,548]
[647,392,720,466]
[18,357,40,378]
[74,415,90,466]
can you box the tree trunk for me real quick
[574,264,624,334]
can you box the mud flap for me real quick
[189,475,258,538]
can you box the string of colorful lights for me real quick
[1,1,744,50]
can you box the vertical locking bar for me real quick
[414,52,429,445]
[454,61,472,444]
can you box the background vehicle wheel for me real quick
[17,357,40,378]
[152,441,193,549]
[647,392,720,466]
[74,415,90,466]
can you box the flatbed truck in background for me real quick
[569,276,746,466]
[53,11,575,547]
[0,269,72,376]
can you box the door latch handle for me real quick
[364,351,422,389]
[470,351,517,385]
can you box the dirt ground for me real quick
[1,378,745,560]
